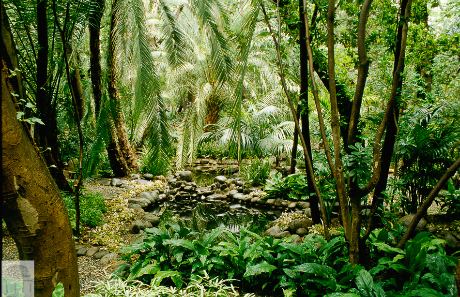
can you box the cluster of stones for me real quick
[265,212,313,239]
[187,158,239,175]
[161,171,313,214]
[75,244,119,267]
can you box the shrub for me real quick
[264,172,309,201]
[63,191,107,228]
[241,158,271,186]
[116,216,457,296]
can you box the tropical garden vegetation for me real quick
[1,0,459,296]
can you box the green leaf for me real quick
[128,263,159,280]
[151,270,182,288]
[163,238,195,250]
[355,269,385,297]
[244,261,277,277]
[372,242,405,254]
[52,282,64,297]
[292,263,337,278]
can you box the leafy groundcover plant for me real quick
[113,217,458,296]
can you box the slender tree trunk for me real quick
[290,106,300,173]
[51,0,85,236]
[299,0,320,224]
[1,23,79,294]
[326,0,351,247]
[397,157,460,248]
[106,0,138,176]
[89,0,104,117]
[35,0,72,192]
[364,0,412,239]
[261,3,329,239]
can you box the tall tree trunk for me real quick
[51,0,85,236]
[106,0,138,176]
[1,17,79,294]
[326,0,354,260]
[365,0,412,239]
[35,0,72,192]
[299,0,320,224]
[89,0,104,117]
[290,106,300,173]
[261,2,329,239]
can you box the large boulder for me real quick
[128,197,151,208]
[399,214,427,231]
[110,178,123,187]
[177,171,193,182]
[139,191,159,203]
[143,213,160,226]
[287,217,312,233]
[214,175,227,184]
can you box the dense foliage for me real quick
[63,191,107,228]
[115,217,457,296]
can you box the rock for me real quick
[132,179,151,185]
[243,188,251,194]
[159,194,167,200]
[236,180,244,187]
[139,191,159,203]
[143,173,154,180]
[128,197,151,208]
[265,225,282,237]
[100,253,118,266]
[86,246,100,257]
[197,187,213,196]
[296,228,309,236]
[251,197,260,203]
[130,220,146,234]
[177,171,193,182]
[130,173,141,179]
[290,234,302,243]
[93,250,109,259]
[288,218,313,232]
[208,193,226,200]
[144,213,160,226]
[233,193,246,201]
[230,204,242,209]
[227,189,238,198]
[276,231,291,238]
[110,178,123,187]
[399,214,427,231]
[297,202,310,209]
[77,247,88,256]
[215,175,227,184]
[128,203,142,209]
[288,202,297,209]
[266,199,275,205]
[99,179,112,186]
[443,232,460,249]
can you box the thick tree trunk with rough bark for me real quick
[2,58,79,297]
[106,0,138,176]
